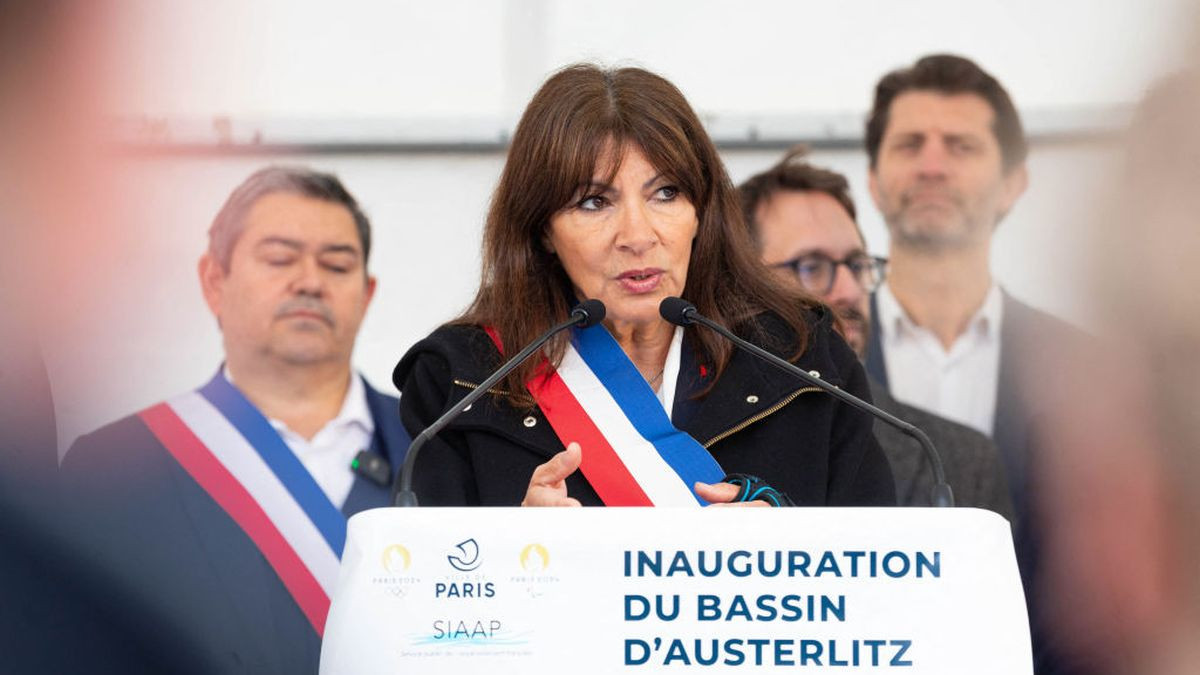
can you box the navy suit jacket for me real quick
[59,372,410,675]
[1,322,163,674]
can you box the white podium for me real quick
[320,507,1030,674]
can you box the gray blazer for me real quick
[869,378,1013,519]
[865,290,1084,512]
[866,290,1089,675]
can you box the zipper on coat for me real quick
[457,378,824,450]
[702,387,823,449]
[453,378,513,397]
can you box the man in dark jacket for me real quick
[60,167,410,674]
[739,146,1011,518]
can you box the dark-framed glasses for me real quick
[772,253,888,295]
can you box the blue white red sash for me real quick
[517,324,725,506]
[138,375,343,636]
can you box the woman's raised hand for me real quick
[521,442,583,507]
[521,445,768,507]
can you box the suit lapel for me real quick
[866,377,922,505]
[865,292,889,389]
[342,378,411,516]
[992,292,1031,503]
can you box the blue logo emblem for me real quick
[448,538,482,572]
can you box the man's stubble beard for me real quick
[883,188,990,254]
[832,301,871,360]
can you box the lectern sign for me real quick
[320,508,1031,674]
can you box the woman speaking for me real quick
[393,64,894,508]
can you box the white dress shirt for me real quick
[224,368,374,508]
[875,281,1003,436]
[654,326,685,421]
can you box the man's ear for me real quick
[198,253,225,320]
[999,163,1029,215]
[364,274,378,309]
[867,167,884,211]
[990,164,1029,226]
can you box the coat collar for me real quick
[678,323,836,449]
[441,313,841,461]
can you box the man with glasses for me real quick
[739,146,1011,515]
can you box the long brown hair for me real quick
[458,64,815,403]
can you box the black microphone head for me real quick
[659,297,696,325]
[572,299,606,328]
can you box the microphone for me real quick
[659,297,955,508]
[391,299,606,506]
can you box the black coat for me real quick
[393,310,895,507]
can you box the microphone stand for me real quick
[391,300,605,506]
[661,297,954,508]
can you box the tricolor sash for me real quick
[138,375,344,636]
[503,324,725,506]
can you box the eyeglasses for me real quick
[771,253,888,295]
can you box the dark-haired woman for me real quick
[393,64,894,507]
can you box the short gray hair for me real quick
[208,166,372,271]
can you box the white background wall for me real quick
[50,0,1196,451]
[119,0,1191,119]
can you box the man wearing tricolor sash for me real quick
[61,167,410,674]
